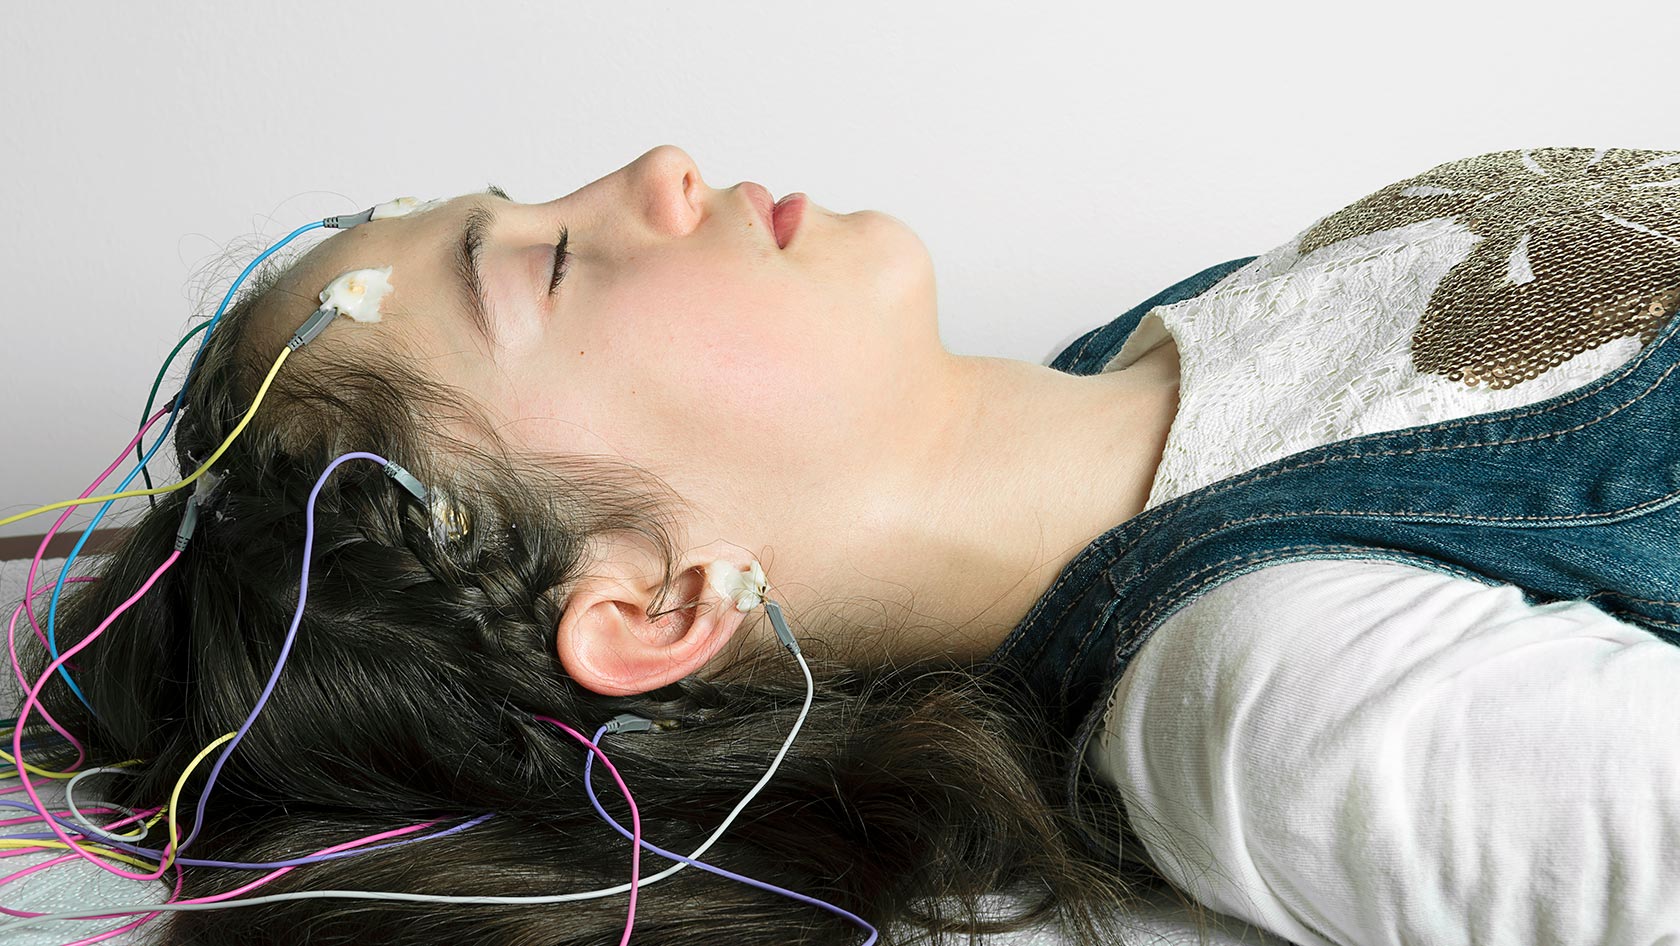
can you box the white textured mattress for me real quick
[0,555,1292,946]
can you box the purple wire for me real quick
[582,725,878,946]
[173,452,387,857]
[0,799,494,869]
[67,445,865,940]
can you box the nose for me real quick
[629,144,706,236]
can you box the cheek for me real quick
[569,243,922,448]
[631,308,871,453]
[661,320,835,434]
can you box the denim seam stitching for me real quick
[998,261,1256,663]
[1044,318,1680,667]
[1063,540,1680,691]
[1061,543,1498,690]
[1006,274,1680,669]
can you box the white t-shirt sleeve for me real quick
[1087,558,1680,946]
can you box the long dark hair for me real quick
[23,250,1214,945]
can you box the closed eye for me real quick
[548,225,570,295]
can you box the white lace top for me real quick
[1085,148,1680,946]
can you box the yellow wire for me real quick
[0,738,161,868]
[24,734,238,872]
[0,347,293,529]
[158,732,236,872]
[0,728,82,780]
[0,738,160,870]
[0,756,79,780]
[0,838,160,872]
[0,732,145,782]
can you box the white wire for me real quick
[0,642,816,933]
[62,766,151,843]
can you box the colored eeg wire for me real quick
[0,410,206,878]
[8,201,396,535]
[133,320,212,505]
[28,335,297,712]
[0,456,867,942]
[60,768,149,843]
[0,209,392,925]
[30,214,342,716]
[0,211,870,941]
[582,668,882,945]
[2,271,468,878]
[11,536,194,881]
[17,406,176,745]
[0,450,498,940]
[0,451,625,938]
[33,219,324,711]
[7,507,490,867]
[8,453,418,885]
[539,717,644,946]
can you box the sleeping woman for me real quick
[21,143,1680,945]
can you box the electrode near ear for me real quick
[706,559,768,612]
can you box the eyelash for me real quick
[548,225,570,295]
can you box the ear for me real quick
[555,539,755,697]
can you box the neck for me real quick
[718,342,1179,672]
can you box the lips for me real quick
[740,182,777,243]
[772,193,805,249]
[740,181,804,249]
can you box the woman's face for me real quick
[274,145,940,512]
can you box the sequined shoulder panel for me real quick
[1296,148,1680,391]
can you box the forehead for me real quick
[294,193,479,290]
[264,193,487,352]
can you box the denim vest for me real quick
[985,256,1680,863]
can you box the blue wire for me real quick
[583,725,879,946]
[43,220,326,713]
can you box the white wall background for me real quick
[2,0,1677,539]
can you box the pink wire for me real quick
[15,406,171,771]
[0,854,101,913]
[0,411,646,940]
[22,405,169,647]
[0,853,187,942]
[11,550,183,881]
[47,819,439,940]
[0,807,123,828]
[0,846,186,939]
[0,803,440,936]
[158,820,436,904]
[6,579,98,775]
[0,848,59,860]
[537,716,642,946]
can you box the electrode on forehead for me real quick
[370,196,447,220]
[324,196,447,230]
[319,266,394,323]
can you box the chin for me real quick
[858,208,931,265]
[823,208,935,314]
[883,215,936,297]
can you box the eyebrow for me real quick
[455,184,513,348]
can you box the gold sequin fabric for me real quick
[1296,148,1680,390]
